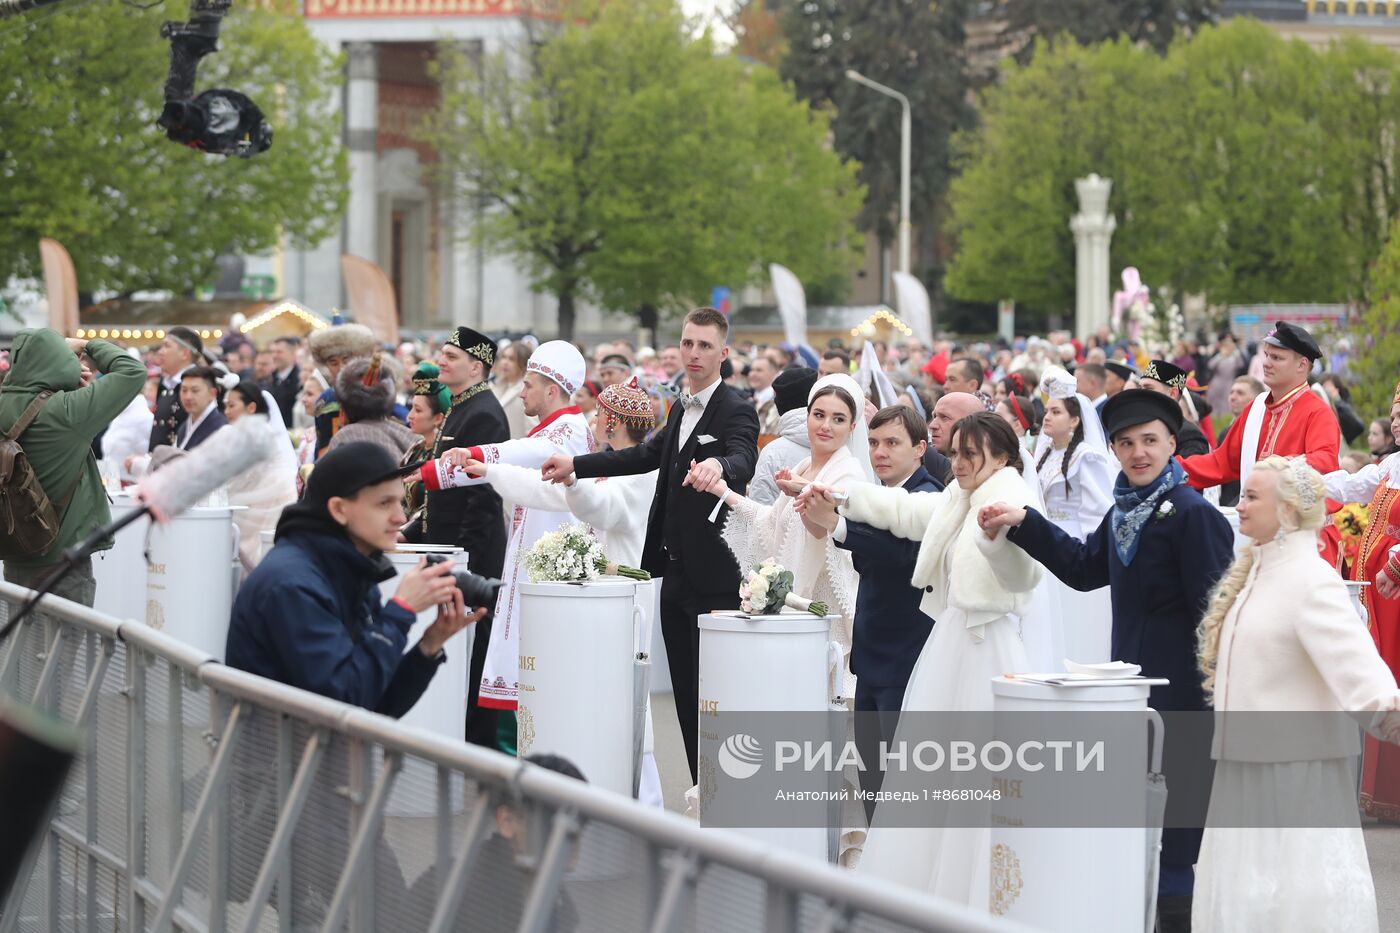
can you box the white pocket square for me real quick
[697,434,718,445]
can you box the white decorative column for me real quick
[345,41,380,268]
[1069,174,1116,340]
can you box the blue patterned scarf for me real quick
[1110,459,1185,567]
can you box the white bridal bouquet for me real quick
[524,524,650,583]
[739,559,828,616]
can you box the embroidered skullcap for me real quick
[1039,365,1078,401]
[527,340,586,396]
[1142,359,1188,392]
[411,362,452,414]
[1391,378,1400,407]
[598,377,657,429]
[445,326,496,368]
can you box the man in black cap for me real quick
[147,325,204,451]
[980,389,1234,932]
[1104,360,1136,399]
[227,441,485,712]
[1178,320,1339,495]
[407,325,510,746]
[225,442,485,927]
[1140,360,1211,457]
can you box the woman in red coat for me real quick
[1324,379,1400,819]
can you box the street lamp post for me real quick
[845,69,911,277]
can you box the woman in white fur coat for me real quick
[1193,457,1400,932]
[798,411,1043,907]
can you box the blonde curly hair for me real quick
[1196,456,1327,702]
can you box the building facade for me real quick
[253,0,637,341]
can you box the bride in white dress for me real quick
[690,372,874,861]
[799,411,1043,907]
[1034,367,1114,665]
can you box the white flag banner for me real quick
[856,340,899,410]
[769,263,808,349]
[892,271,934,348]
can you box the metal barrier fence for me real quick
[0,582,1029,933]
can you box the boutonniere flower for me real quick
[1154,501,1176,521]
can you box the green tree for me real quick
[427,0,862,339]
[0,0,347,295]
[995,0,1219,61]
[945,20,1365,324]
[1354,218,1400,420]
[779,0,975,297]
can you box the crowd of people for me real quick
[6,307,1400,931]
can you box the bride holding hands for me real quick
[685,372,873,864]
[685,372,874,699]
[794,412,1043,908]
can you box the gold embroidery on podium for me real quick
[517,704,536,754]
[989,843,1024,916]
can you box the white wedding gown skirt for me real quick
[1193,758,1378,933]
[856,608,1029,909]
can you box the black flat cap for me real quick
[1105,360,1137,382]
[303,441,423,505]
[1101,389,1183,440]
[1262,321,1321,362]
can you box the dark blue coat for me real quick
[1006,484,1234,713]
[177,408,228,450]
[226,528,441,717]
[837,465,943,689]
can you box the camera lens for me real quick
[425,554,502,612]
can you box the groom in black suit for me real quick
[542,307,759,781]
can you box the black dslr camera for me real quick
[425,554,503,613]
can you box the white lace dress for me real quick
[1037,443,1115,665]
[720,446,866,699]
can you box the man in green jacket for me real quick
[0,329,146,605]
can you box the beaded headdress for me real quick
[598,377,657,429]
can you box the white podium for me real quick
[516,579,642,797]
[989,678,1158,932]
[381,545,471,817]
[92,495,149,623]
[144,507,240,661]
[380,546,473,740]
[698,611,836,862]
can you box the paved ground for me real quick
[650,691,1400,930]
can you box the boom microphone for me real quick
[137,413,275,521]
[0,415,276,642]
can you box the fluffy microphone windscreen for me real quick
[137,415,277,521]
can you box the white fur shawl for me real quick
[843,465,1042,636]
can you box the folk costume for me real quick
[421,341,594,712]
[1180,322,1340,491]
[1323,378,1400,821]
[406,327,509,747]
